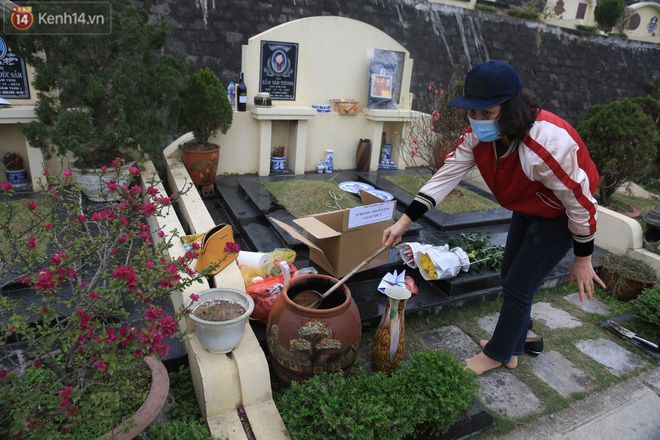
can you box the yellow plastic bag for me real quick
[268,248,296,264]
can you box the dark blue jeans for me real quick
[482,212,573,363]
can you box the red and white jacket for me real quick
[406,109,600,256]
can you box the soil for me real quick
[192,299,246,321]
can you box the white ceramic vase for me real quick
[71,162,135,202]
[188,288,255,354]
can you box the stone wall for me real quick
[141,0,660,126]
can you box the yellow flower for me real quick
[469,253,475,259]
[420,253,438,280]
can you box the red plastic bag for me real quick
[246,261,296,324]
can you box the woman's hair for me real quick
[497,89,540,139]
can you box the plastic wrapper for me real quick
[246,261,297,324]
[396,242,470,281]
[268,248,296,264]
[367,48,405,110]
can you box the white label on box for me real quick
[347,201,396,229]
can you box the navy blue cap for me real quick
[448,61,522,110]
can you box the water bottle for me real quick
[227,81,236,111]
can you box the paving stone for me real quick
[527,351,595,398]
[563,292,611,315]
[478,312,538,338]
[417,325,480,360]
[478,313,499,334]
[531,302,582,329]
[478,371,542,419]
[576,338,647,376]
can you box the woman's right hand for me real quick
[382,215,413,247]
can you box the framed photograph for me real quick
[370,74,392,98]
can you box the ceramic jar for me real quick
[271,156,286,172]
[266,273,361,385]
[5,169,29,187]
[71,161,136,202]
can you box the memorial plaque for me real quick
[259,41,298,101]
[0,36,31,99]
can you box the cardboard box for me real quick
[271,191,396,278]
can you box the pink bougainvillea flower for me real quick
[28,201,38,210]
[44,223,53,230]
[43,170,50,177]
[33,360,42,368]
[190,293,199,301]
[63,169,72,178]
[27,237,38,248]
[129,167,140,175]
[224,242,240,254]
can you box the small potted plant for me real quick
[178,68,233,187]
[270,145,286,172]
[599,253,658,301]
[1,151,28,187]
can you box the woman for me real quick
[382,61,605,374]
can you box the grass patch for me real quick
[384,174,501,213]
[264,180,365,218]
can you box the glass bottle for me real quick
[237,72,247,112]
[371,285,411,373]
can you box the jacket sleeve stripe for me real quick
[524,136,598,235]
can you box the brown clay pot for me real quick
[266,274,361,385]
[601,267,651,301]
[181,142,220,186]
[97,356,169,440]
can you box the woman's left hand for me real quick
[569,255,606,302]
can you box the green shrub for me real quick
[506,8,540,21]
[475,4,498,13]
[630,286,660,329]
[594,0,624,30]
[177,67,233,147]
[168,366,204,422]
[277,349,478,440]
[577,97,659,206]
[575,25,598,33]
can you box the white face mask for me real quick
[468,117,502,142]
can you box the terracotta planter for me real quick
[266,274,361,385]
[188,288,254,354]
[97,356,169,440]
[601,267,652,301]
[181,142,220,186]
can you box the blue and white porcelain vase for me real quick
[324,149,334,173]
[5,169,29,187]
[317,160,325,173]
[271,156,286,172]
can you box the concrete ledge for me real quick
[157,155,286,440]
[595,206,660,276]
